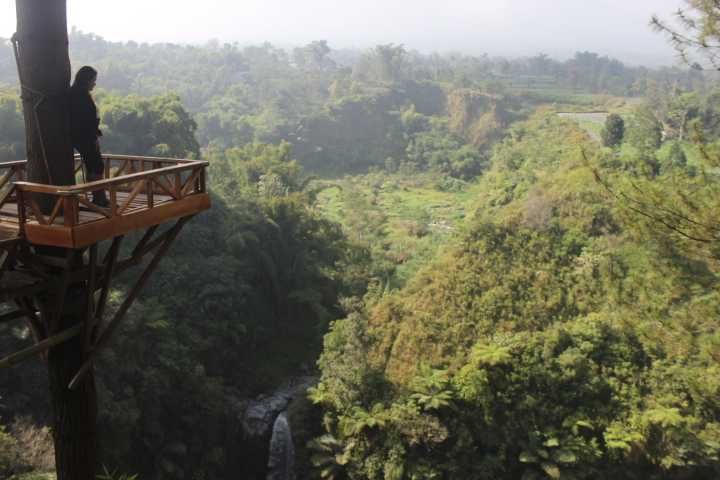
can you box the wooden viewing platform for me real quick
[0,153,210,384]
[0,154,210,248]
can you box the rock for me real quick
[241,376,316,440]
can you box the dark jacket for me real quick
[69,86,101,146]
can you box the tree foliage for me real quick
[601,113,625,147]
[2,27,720,480]
[652,0,720,69]
[312,112,720,479]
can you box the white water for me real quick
[266,412,295,480]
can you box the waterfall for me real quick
[266,412,295,480]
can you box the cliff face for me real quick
[446,89,513,148]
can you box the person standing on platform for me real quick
[69,65,108,206]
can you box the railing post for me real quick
[16,188,26,236]
[174,172,182,199]
[109,186,117,218]
[147,179,154,209]
[63,196,77,227]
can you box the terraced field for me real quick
[557,111,608,141]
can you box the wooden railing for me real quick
[0,161,26,225]
[0,155,207,231]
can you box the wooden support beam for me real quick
[111,226,173,276]
[83,244,97,352]
[131,225,158,257]
[0,323,83,369]
[68,217,189,389]
[18,296,45,343]
[94,235,122,342]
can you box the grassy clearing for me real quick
[315,172,484,287]
[557,112,608,140]
[556,98,640,141]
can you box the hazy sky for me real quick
[1,0,686,65]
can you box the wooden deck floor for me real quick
[0,223,19,244]
[0,191,210,248]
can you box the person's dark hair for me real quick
[72,66,97,91]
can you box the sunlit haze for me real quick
[1,0,686,65]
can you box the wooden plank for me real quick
[15,161,208,195]
[77,211,106,222]
[14,182,70,195]
[23,193,210,248]
[20,224,74,248]
[102,154,199,165]
[0,160,27,168]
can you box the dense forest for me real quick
[1,16,720,480]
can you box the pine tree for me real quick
[601,113,624,148]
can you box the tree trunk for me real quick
[15,2,98,479]
[46,286,98,480]
[15,0,75,188]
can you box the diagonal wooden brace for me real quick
[68,216,190,390]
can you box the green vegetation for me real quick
[1,23,720,480]
[601,113,624,147]
[311,111,720,479]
